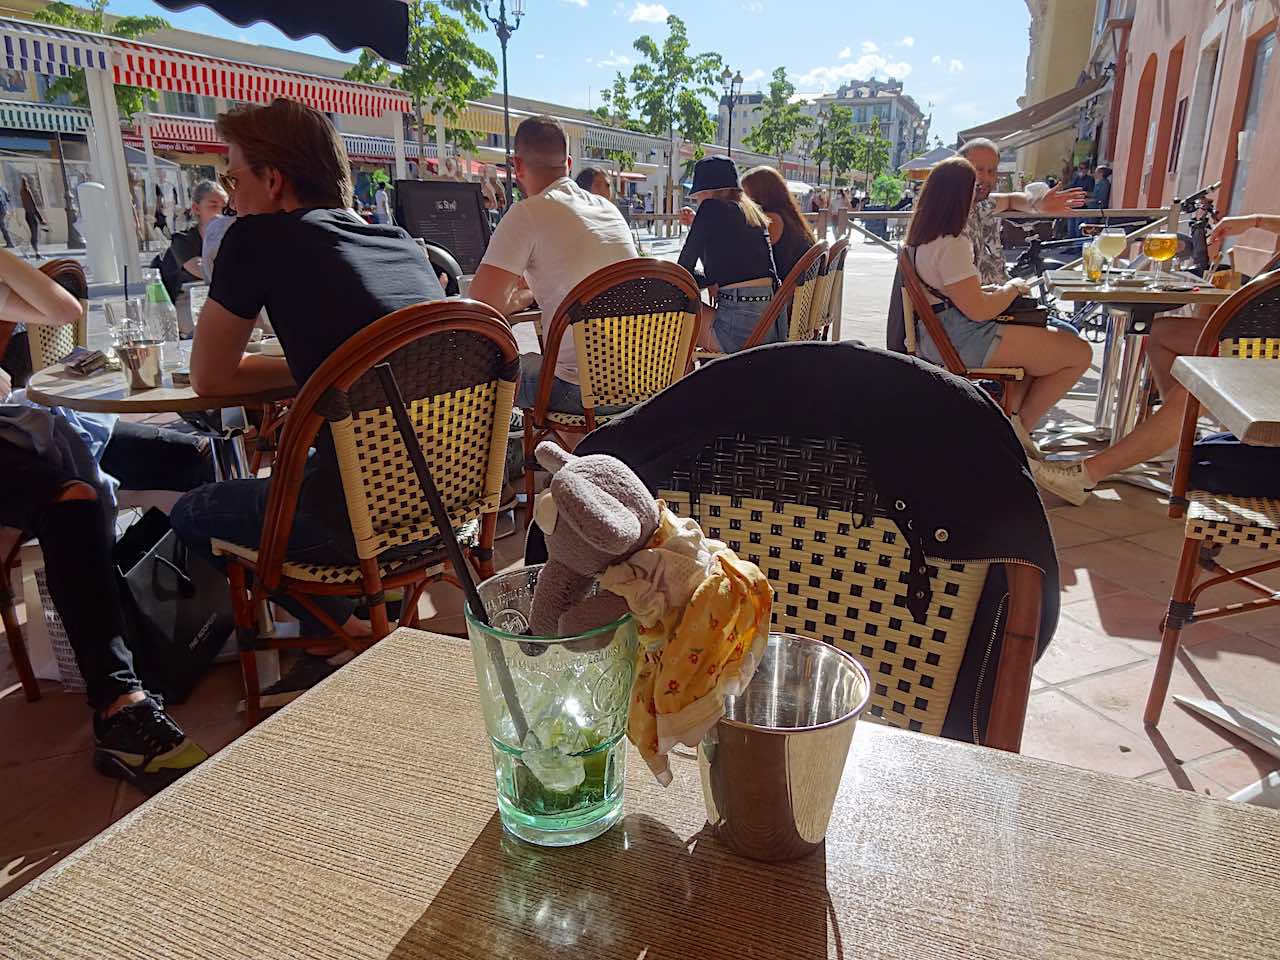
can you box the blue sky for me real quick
[109,0,1032,144]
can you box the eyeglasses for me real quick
[218,165,253,194]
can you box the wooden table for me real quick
[2,627,1276,959]
[1173,355,1280,447]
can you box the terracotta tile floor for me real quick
[3,248,1277,898]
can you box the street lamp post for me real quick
[485,0,524,210]
[719,67,744,157]
[54,130,84,249]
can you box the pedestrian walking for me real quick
[19,177,46,259]
[0,180,13,248]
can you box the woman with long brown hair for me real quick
[677,156,779,352]
[906,156,1091,493]
[741,165,817,281]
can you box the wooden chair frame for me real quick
[223,301,519,724]
[524,258,701,518]
[898,248,1025,414]
[1146,268,1280,725]
[820,236,849,341]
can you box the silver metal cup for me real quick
[699,633,870,861]
[115,341,163,391]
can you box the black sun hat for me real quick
[690,155,739,195]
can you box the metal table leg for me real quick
[1111,329,1149,444]
[1093,308,1129,434]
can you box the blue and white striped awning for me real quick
[0,18,110,77]
[0,98,91,135]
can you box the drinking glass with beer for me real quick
[1143,233,1178,290]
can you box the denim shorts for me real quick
[917,305,1003,368]
[714,286,782,353]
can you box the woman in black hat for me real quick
[677,155,779,352]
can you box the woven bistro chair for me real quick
[694,242,829,363]
[898,248,1025,414]
[29,260,89,372]
[819,236,849,341]
[522,258,700,520]
[1145,268,1280,726]
[528,342,1057,750]
[214,301,519,724]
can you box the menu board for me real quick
[395,180,492,274]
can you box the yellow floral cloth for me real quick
[600,503,772,785]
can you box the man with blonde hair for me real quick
[171,98,445,677]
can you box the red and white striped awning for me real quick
[131,113,425,163]
[112,40,411,118]
[142,114,222,146]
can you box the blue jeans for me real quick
[714,287,781,353]
[170,469,360,634]
[516,353,628,416]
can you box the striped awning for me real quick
[112,39,411,118]
[343,133,422,161]
[0,18,110,77]
[131,112,425,162]
[0,98,91,134]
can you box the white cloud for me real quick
[597,49,632,67]
[862,40,878,53]
[930,55,941,65]
[796,53,913,91]
[743,67,766,83]
[535,53,546,59]
[899,35,915,47]
[949,58,965,73]
[628,2,668,22]
[837,46,851,59]
[744,0,763,12]
[561,0,588,6]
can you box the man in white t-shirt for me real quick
[469,115,637,414]
[373,183,393,225]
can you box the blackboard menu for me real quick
[395,180,492,274]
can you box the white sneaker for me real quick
[1030,460,1095,506]
[1010,418,1045,461]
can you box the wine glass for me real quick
[1143,233,1178,291]
[1096,227,1127,291]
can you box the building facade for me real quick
[803,79,930,170]
[715,91,764,152]
[1107,0,1278,273]
[1018,0,1101,180]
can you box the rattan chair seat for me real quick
[543,409,620,428]
[1185,491,1280,549]
[968,366,1026,380]
[212,519,478,585]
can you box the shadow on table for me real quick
[390,812,841,959]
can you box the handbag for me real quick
[994,295,1049,326]
[114,508,234,703]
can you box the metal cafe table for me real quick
[1,627,1275,959]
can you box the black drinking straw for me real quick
[374,363,530,742]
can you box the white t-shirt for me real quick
[481,176,637,384]
[913,234,979,304]
[374,188,392,222]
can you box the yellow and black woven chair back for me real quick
[1214,268,1280,360]
[819,236,849,341]
[660,433,992,738]
[323,321,518,562]
[551,259,700,412]
[30,259,88,371]
[788,249,831,342]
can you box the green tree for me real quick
[819,105,859,186]
[345,0,496,177]
[594,72,645,132]
[857,116,892,195]
[34,1,168,118]
[628,14,721,209]
[870,172,906,205]
[743,67,812,164]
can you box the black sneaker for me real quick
[255,652,345,711]
[93,695,209,795]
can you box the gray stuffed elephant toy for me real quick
[529,441,660,643]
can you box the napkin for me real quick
[600,503,771,785]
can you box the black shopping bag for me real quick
[114,508,234,703]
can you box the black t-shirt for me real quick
[209,208,445,554]
[159,225,203,301]
[209,208,445,387]
[677,198,776,289]
[772,220,813,282]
